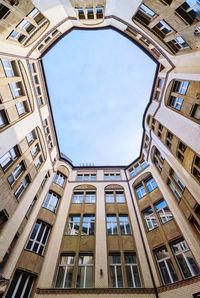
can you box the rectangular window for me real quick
[177,141,187,163]
[135,184,146,199]
[14,175,30,199]
[26,196,37,218]
[26,221,50,255]
[28,8,44,25]
[154,20,173,37]
[76,173,96,181]
[104,172,121,180]
[124,253,141,288]
[72,192,83,204]
[0,146,20,171]
[7,161,25,185]
[9,82,24,98]
[31,143,40,157]
[82,214,95,235]
[174,36,189,49]
[105,191,115,203]
[139,4,156,19]
[171,239,200,278]
[5,270,35,298]
[16,101,26,116]
[54,172,65,187]
[168,179,182,202]
[116,191,125,203]
[109,253,123,288]
[169,96,183,110]
[154,200,173,224]
[9,30,26,43]
[76,254,94,288]
[192,155,200,182]
[155,247,178,284]
[1,59,18,77]
[0,110,8,128]
[172,80,189,95]
[42,192,60,213]
[18,19,35,34]
[145,177,157,192]
[119,215,131,235]
[166,131,173,149]
[26,130,36,144]
[191,104,200,120]
[85,191,96,203]
[143,207,158,231]
[175,1,199,25]
[34,155,43,169]
[66,215,80,235]
[171,171,185,192]
[0,4,10,20]
[107,215,118,235]
[55,255,75,288]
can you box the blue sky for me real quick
[43,29,156,165]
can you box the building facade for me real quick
[0,0,200,297]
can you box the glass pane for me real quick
[56,267,65,288]
[85,266,93,288]
[76,267,84,288]
[159,261,171,284]
[65,267,73,288]
[132,265,141,287]
[116,266,123,287]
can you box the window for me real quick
[154,20,173,37]
[169,96,183,110]
[26,196,37,218]
[26,221,50,255]
[177,141,187,163]
[76,254,94,288]
[145,177,157,192]
[1,59,18,77]
[54,172,65,187]
[139,4,156,19]
[105,191,115,203]
[172,81,189,95]
[9,30,26,43]
[31,143,40,157]
[143,207,158,231]
[7,161,25,185]
[135,184,146,199]
[14,175,30,199]
[107,215,118,235]
[153,148,165,172]
[28,8,44,25]
[16,101,26,116]
[176,0,200,25]
[194,25,200,35]
[42,192,60,213]
[76,173,96,181]
[0,209,9,226]
[124,253,141,288]
[9,82,24,98]
[109,254,123,288]
[104,172,121,180]
[0,146,19,171]
[158,124,163,138]
[119,215,131,235]
[116,191,125,203]
[175,36,189,49]
[55,255,75,288]
[34,155,43,169]
[0,110,8,128]
[85,191,96,203]
[154,200,173,224]
[18,19,35,34]
[171,239,199,278]
[66,215,80,235]
[168,179,182,202]
[82,214,95,235]
[171,171,185,192]
[166,131,173,149]
[105,190,125,204]
[5,270,35,298]
[155,247,178,284]
[191,104,200,120]
[72,192,83,204]
[0,4,10,20]
[26,130,36,144]
[192,155,200,182]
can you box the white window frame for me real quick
[54,172,65,187]
[84,192,96,203]
[109,254,123,288]
[16,101,26,115]
[26,221,50,255]
[170,96,183,110]
[56,255,75,288]
[42,192,60,213]
[81,214,95,235]
[124,254,141,288]
[146,177,157,192]
[135,184,146,199]
[155,200,173,224]
[0,146,18,170]
[143,208,158,231]
[119,215,131,235]
[77,255,94,288]
[66,215,80,235]
[14,175,29,199]
[107,215,118,235]
[72,192,83,204]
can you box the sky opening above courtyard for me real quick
[43,29,157,166]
